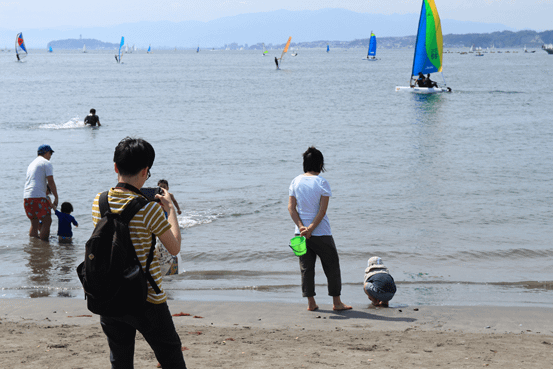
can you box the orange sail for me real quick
[280,37,292,61]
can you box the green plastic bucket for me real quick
[289,236,307,256]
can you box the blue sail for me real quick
[326,45,329,53]
[368,33,377,56]
[197,46,199,53]
[118,37,124,62]
[147,45,151,53]
[48,46,53,53]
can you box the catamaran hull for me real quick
[395,86,449,94]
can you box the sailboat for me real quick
[326,44,330,53]
[15,32,27,61]
[115,36,124,63]
[363,31,377,60]
[395,0,451,93]
[196,45,199,53]
[291,46,298,57]
[125,44,129,53]
[276,37,292,70]
[262,43,268,56]
[48,46,53,53]
[83,44,87,53]
[147,45,152,54]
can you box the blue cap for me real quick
[37,144,54,155]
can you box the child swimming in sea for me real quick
[363,256,397,307]
[54,202,78,243]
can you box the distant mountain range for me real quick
[0,8,540,49]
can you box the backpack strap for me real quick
[99,191,110,217]
[108,195,162,295]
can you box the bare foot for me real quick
[307,296,318,311]
[333,303,352,311]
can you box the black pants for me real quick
[100,302,186,369]
[299,235,342,297]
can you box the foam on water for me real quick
[39,117,86,130]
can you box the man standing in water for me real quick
[23,144,58,241]
[84,108,101,127]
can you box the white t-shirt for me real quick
[289,174,332,236]
[23,156,53,199]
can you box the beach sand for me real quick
[1,298,552,368]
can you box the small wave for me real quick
[178,209,223,228]
[39,117,86,130]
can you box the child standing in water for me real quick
[55,202,78,243]
[157,179,182,215]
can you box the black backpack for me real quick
[76,191,161,317]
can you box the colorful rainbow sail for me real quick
[15,32,27,60]
[411,0,443,77]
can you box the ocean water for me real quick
[1,48,552,307]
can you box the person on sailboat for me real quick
[415,72,426,87]
[425,74,438,88]
[84,109,101,127]
[274,56,279,69]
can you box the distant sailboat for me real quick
[291,46,298,57]
[83,44,87,53]
[262,43,268,56]
[326,44,330,53]
[115,36,124,63]
[276,36,292,69]
[147,44,152,54]
[197,45,199,53]
[363,31,377,60]
[125,44,129,53]
[15,32,27,61]
[48,46,53,53]
[395,0,451,93]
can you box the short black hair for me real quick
[90,108,96,114]
[113,137,155,176]
[302,146,325,173]
[158,179,168,187]
[61,202,73,213]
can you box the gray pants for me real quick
[298,235,342,297]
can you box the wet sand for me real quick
[1,298,552,368]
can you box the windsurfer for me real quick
[275,56,279,69]
[16,54,20,61]
[114,55,119,63]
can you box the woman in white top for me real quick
[288,147,352,312]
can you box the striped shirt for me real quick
[92,189,171,304]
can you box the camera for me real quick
[141,187,163,202]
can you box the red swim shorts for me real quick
[24,198,52,220]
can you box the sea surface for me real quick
[1,47,552,308]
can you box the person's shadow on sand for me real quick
[316,308,416,323]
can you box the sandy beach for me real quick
[1,298,552,368]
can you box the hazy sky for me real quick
[1,0,551,31]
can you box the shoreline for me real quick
[1,298,552,368]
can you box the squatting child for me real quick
[363,256,396,307]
